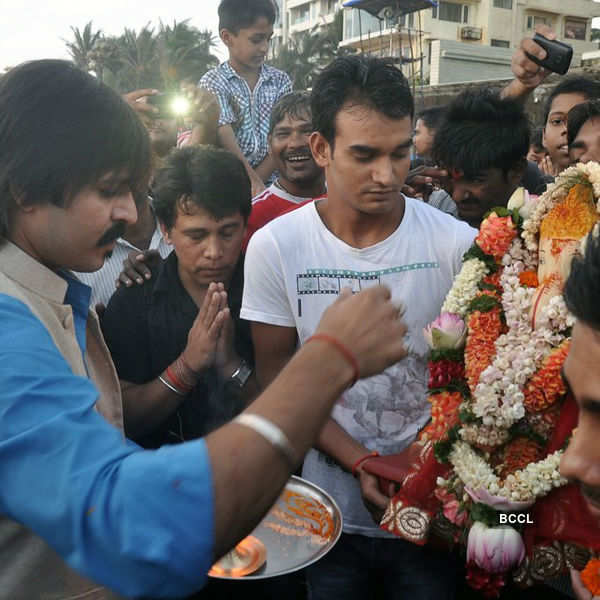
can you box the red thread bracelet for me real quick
[352,451,379,477]
[166,365,191,393]
[305,333,360,387]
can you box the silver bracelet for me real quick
[158,375,186,397]
[233,414,298,470]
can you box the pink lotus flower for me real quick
[467,522,525,573]
[423,313,467,350]
[465,486,535,511]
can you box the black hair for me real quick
[0,59,151,241]
[543,76,600,125]
[311,55,414,148]
[432,89,529,180]
[530,127,545,151]
[218,0,277,34]
[153,146,251,229]
[564,232,600,331]
[568,100,600,147]
[269,91,312,136]
[416,106,446,132]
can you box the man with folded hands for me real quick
[0,59,408,599]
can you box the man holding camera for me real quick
[75,87,220,309]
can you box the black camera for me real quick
[147,93,190,118]
[525,33,573,76]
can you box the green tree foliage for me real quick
[64,22,103,72]
[271,11,354,90]
[66,19,218,93]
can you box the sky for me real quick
[0,0,226,72]
[0,0,598,72]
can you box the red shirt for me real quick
[243,182,325,251]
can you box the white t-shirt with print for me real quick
[241,197,476,536]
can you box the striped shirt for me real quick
[199,62,292,168]
[74,221,171,308]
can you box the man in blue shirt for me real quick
[0,59,408,599]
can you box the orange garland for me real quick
[519,270,539,288]
[419,391,463,442]
[476,213,517,261]
[523,340,571,413]
[581,558,600,596]
[465,306,503,394]
[497,436,544,480]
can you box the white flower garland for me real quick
[449,441,567,503]
[441,258,489,317]
[436,162,600,505]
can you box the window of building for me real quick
[326,0,336,13]
[432,5,437,18]
[343,9,388,39]
[274,0,283,27]
[438,2,464,24]
[493,0,512,9]
[491,39,510,47]
[565,18,587,40]
[463,5,469,23]
[291,3,310,26]
[526,15,550,30]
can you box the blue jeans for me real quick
[307,533,458,600]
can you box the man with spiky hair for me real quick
[432,89,531,228]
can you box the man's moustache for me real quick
[96,222,127,247]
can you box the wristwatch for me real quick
[230,359,253,388]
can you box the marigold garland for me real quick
[464,306,503,393]
[523,340,571,413]
[581,558,600,596]
[519,270,539,288]
[482,269,503,290]
[393,165,600,590]
[497,437,545,480]
[476,213,518,261]
[419,391,463,442]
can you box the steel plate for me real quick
[209,476,343,580]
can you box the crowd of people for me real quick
[1,0,600,599]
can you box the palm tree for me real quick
[157,20,219,89]
[64,21,102,71]
[272,11,354,90]
[113,24,161,91]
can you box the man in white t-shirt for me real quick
[241,56,476,599]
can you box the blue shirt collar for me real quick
[60,271,92,356]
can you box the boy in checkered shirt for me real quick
[199,0,292,197]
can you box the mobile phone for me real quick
[526,33,573,76]
[147,93,190,118]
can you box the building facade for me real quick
[339,0,598,84]
[272,0,343,54]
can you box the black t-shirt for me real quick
[101,252,253,448]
